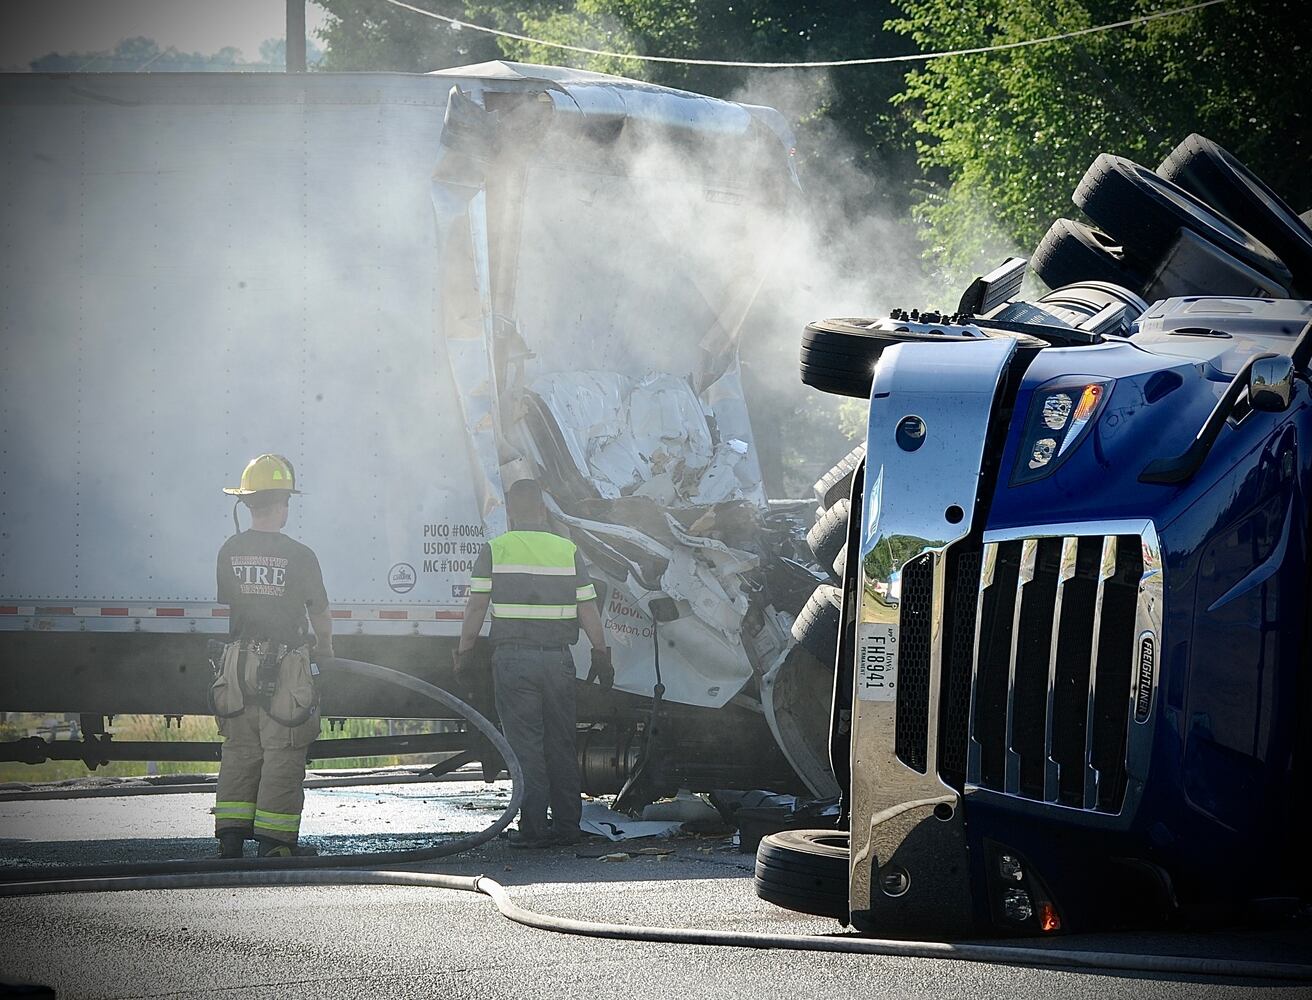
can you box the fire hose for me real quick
[0,658,523,878]
[1,659,1309,983]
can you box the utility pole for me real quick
[286,0,307,73]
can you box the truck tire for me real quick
[791,584,842,667]
[1158,133,1312,295]
[813,443,866,510]
[1031,218,1150,292]
[1074,153,1293,290]
[800,319,979,399]
[807,498,849,576]
[754,829,850,920]
[832,543,848,582]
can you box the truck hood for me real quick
[985,321,1291,535]
[1130,296,1312,376]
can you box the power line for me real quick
[1021,0,1167,144]
[382,0,1227,70]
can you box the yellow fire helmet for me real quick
[222,454,302,496]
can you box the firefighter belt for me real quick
[210,639,321,748]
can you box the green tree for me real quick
[259,36,326,68]
[474,1,921,217]
[315,0,501,71]
[29,36,300,72]
[316,2,923,218]
[889,0,1312,279]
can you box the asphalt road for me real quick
[0,782,1308,999]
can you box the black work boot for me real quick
[507,829,553,849]
[256,837,318,858]
[217,832,246,859]
[550,828,584,847]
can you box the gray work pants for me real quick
[492,644,582,840]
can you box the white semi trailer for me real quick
[0,63,837,801]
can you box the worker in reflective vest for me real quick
[211,454,333,859]
[457,479,611,848]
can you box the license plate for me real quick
[856,623,899,702]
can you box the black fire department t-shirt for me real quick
[216,530,329,646]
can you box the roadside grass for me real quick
[0,714,452,783]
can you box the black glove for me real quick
[586,647,614,691]
[453,648,477,689]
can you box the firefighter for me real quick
[211,454,332,859]
[457,479,612,848]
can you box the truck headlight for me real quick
[998,854,1025,882]
[1011,377,1112,485]
[1002,888,1034,922]
[989,843,1063,932]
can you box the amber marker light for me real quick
[1039,902,1062,932]
[1072,382,1104,423]
[1056,382,1108,457]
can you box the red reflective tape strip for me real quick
[330,609,352,619]
[378,610,408,620]
[211,608,229,617]
[101,607,130,616]
[435,611,462,620]
[156,608,185,617]
[0,607,17,615]
[36,607,75,616]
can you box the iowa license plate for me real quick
[857,623,898,702]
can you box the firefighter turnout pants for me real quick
[492,644,582,841]
[211,642,321,845]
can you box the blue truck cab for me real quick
[758,133,1312,937]
[825,290,1311,936]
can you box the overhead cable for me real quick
[381,0,1227,69]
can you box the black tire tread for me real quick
[1159,133,1312,295]
[800,318,979,400]
[1074,153,1291,288]
[813,443,866,509]
[799,371,872,398]
[753,883,847,919]
[791,584,843,666]
[1031,217,1149,291]
[807,498,850,573]
[753,863,848,892]
[832,543,848,581]
[753,829,850,920]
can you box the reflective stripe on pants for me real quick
[214,707,309,845]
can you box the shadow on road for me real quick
[0,828,756,887]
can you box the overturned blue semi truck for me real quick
[758,135,1312,935]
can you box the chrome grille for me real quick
[894,553,934,773]
[937,548,981,790]
[955,530,1153,814]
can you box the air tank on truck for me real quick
[0,63,838,807]
[758,136,1312,935]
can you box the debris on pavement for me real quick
[580,801,682,841]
